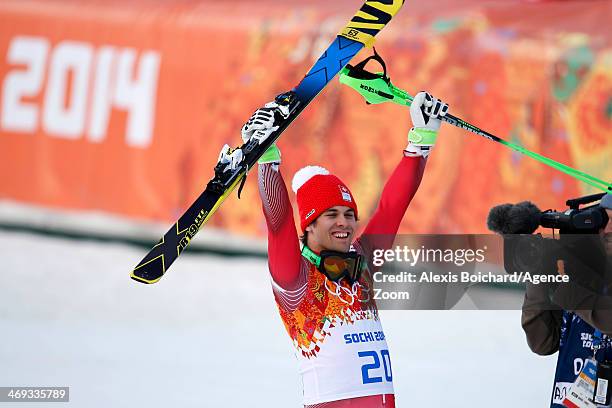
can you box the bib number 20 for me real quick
[358,349,392,384]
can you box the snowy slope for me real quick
[0,230,556,407]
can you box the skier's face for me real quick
[306,206,357,253]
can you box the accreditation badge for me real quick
[563,359,598,408]
[594,360,612,406]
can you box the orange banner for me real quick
[0,0,610,237]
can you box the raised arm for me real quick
[361,155,425,242]
[235,96,305,293]
[359,92,448,253]
[257,163,304,291]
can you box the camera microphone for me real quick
[487,201,542,235]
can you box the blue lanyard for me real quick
[594,330,603,348]
[592,329,611,357]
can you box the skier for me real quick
[521,194,612,407]
[221,91,448,407]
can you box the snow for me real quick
[0,229,556,407]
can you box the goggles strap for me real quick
[301,244,322,268]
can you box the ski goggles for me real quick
[301,245,364,283]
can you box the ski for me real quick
[131,0,405,284]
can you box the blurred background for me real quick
[0,0,610,406]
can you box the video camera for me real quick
[487,192,610,284]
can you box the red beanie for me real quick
[291,166,358,233]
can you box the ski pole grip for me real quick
[353,48,387,78]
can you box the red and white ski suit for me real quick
[258,154,426,407]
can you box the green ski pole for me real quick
[339,50,612,192]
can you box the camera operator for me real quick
[489,193,612,407]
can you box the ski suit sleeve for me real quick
[521,282,563,355]
[358,155,426,254]
[258,163,307,296]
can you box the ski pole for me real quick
[339,50,612,192]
